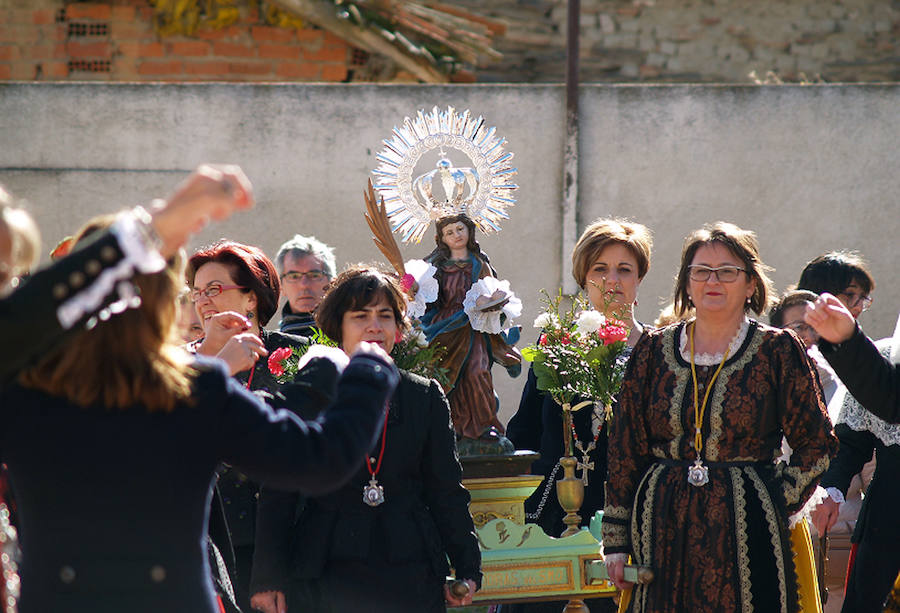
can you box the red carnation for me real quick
[561,333,571,345]
[599,324,628,345]
[539,333,548,346]
[268,346,293,377]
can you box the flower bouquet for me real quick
[390,320,450,386]
[521,290,630,535]
[523,291,629,425]
[267,328,338,384]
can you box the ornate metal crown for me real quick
[371,106,518,243]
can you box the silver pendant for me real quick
[363,476,385,507]
[687,459,709,487]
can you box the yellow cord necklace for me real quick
[687,321,730,486]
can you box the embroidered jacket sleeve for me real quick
[0,210,167,385]
[602,332,655,555]
[421,379,483,588]
[774,332,840,514]
[820,325,900,424]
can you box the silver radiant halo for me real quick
[371,106,518,244]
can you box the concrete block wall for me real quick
[0,0,356,82]
[1,83,897,422]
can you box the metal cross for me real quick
[576,453,594,486]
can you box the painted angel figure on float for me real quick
[366,107,523,454]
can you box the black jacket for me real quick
[0,354,397,613]
[819,325,899,423]
[251,370,482,605]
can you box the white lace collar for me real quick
[679,316,750,366]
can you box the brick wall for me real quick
[0,0,358,81]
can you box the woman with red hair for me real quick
[186,240,311,611]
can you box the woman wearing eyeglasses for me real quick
[603,222,837,612]
[800,253,898,613]
[186,240,311,612]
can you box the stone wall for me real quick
[455,0,900,83]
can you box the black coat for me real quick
[0,354,397,613]
[819,325,900,423]
[251,370,482,612]
[216,328,310,548]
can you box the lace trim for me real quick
[635,463,662,613]
[788,485,828,529]
[678,316,750,365]
[56,212,165,330]
[600,503,630,548]
[781,454,830,510]
[747,467,789,613]
[730,467,753,613]
[661,325,689,459]
[835,340,900,447]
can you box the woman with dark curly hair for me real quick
[251,266,481,613]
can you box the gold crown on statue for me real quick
[371,106,518,243]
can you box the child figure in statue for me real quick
[420,214,521,453]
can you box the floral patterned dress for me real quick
[602,320,838,613]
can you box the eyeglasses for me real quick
[190,283,246,302]
[281,270,327,283]
[838,291,873,312]
[687,265,747,283]
[783,321,817,337]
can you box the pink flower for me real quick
[400,273,416,292]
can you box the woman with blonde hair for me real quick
[505,217,652,613]
[0,202,399,612]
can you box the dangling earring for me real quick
[246,310,255,320]
[633,298,639,307]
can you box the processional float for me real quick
[364,106,651,611]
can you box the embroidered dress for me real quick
[602,320,837,613]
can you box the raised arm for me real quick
[0,164,253,384]
[806,293,899,422]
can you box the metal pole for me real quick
[561,0,580,295]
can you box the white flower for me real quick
[574,310,606,336]
[533,312,558,329]
[463,277,522,334]
[403,259,438,319]
[414,328,428,347]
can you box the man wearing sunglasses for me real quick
[273,234,336,337]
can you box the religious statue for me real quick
[364,107,522,454]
